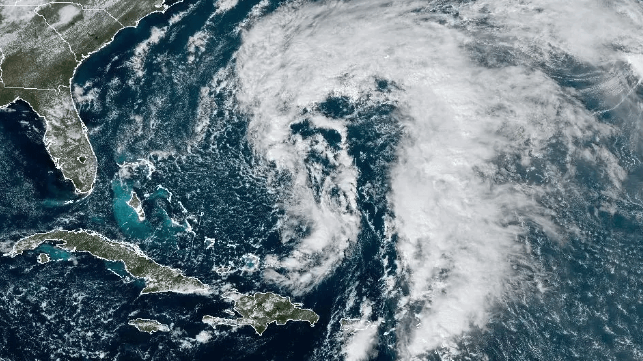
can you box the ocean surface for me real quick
[1,0,643,360]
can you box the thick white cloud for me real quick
[233,0,639,357]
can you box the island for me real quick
[0,0,175,193]
[5,229,209,295]
[127,190,146,221]
[339,317,374,332]
[202,292,320,335]
[340,318,360,329]
[128,318,170,333]
[36,253,50,264]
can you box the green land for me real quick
[36,252,50,264]
[0,0,171,193]
[203,292,320,335]
[127,190,146,221]
[6,229,208,295]
[128,318,170,333]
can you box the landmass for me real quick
[202,292,320,335]
[36,253,50,264]
[127,190,145,221]
[0,0,174,193]
[339,317,374,332]
[128,318,170,333]
[5,229,208,295]
[340,318,360,328]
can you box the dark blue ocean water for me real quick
[1,0,643,360]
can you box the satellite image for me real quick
[1,0,643,360]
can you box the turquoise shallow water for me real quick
[111,178,151,239]
[36,244,72,262]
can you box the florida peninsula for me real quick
[0,0,173,193]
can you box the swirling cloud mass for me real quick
[233,0,641,358]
